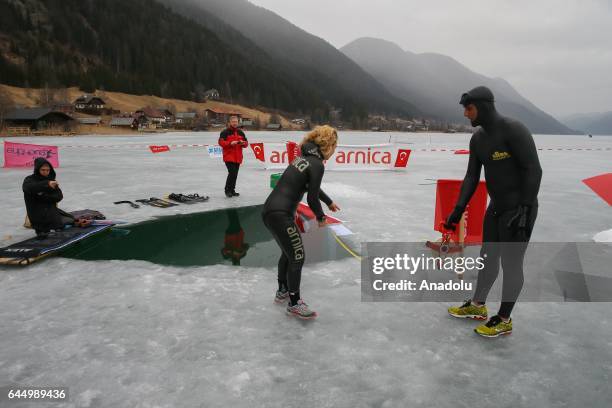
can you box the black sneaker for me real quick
[225,191,234,198]
[232,191,240,197]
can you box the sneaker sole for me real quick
[448,312,488,320]
[286,310,318,320]
[274,297,289,304]
[474,329,512,338]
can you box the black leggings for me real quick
[473,205,538,318]
[262,211,305,293]
[224,162,240,193]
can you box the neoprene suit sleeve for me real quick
[319,189,333,206]
[506,123,542,205]
[306,160,327,221]
[456,135,483,210]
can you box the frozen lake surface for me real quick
[1,131,611,407]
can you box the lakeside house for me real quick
[266,123,282,131]
[204,89,220,100]
[240,117,254,127]
[74,95,106,113]
[4,107,74,131]
[204,108,242,125]
[175,112,200,129]
[175,112,198,124]
[110,116,138,130]
[53,102,75,114]
[77,116,102,126]
[135,107,167,126]
[159,109,175,124]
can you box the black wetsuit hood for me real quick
[300,142,323,160]
[32,157,56,181]
[460,86,500,129]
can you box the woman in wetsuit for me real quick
[262,125,340,319]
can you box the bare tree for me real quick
[194,83,206,102]
[224,81,233,104]
[37,83,57,107]
[0,87,14,129]
[24,80,32,99]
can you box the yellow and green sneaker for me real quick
[448,300,488,320]
[474,316,512,338]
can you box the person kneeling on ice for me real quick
[219,115,248,198]
[445,86,542,338]
[22,158,88,239]
[262,125,341,319]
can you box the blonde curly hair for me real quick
[300,125,338,159]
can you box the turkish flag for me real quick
[149,145,170,153]
[583,173,612,206]
[250,143,265,162]
[394,149,411,167]
[286,141,300,162]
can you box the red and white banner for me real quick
[149,145,170,153]
[3,141,60,168]
[253,142,411,171]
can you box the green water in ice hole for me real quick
[62,205,350,267]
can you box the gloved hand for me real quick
[507,205,532,240]
[444,206,465,231]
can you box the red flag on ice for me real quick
[434,179,488,244]
[583,173,612,206]
[149,145,170,153]
[295,202,342,233]
[250,143,265,162]
[394,149,411,168]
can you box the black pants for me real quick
[34,214,75,236]
[224,162,240,193]
[262,211,305,293]
[473,205,538,318]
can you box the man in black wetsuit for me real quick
[262,125,340,319]
[445,86,542,338]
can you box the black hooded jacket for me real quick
[456,86,543,212]
[22,158,65,231]
[263,142,333,221]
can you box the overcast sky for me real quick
[248,0,611,117]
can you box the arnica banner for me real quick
[250,142,411,171]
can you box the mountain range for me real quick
[0,0,579,133]
[560,112,612,135]
[341,37,574,134]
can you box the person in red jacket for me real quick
[218,116,249,197]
